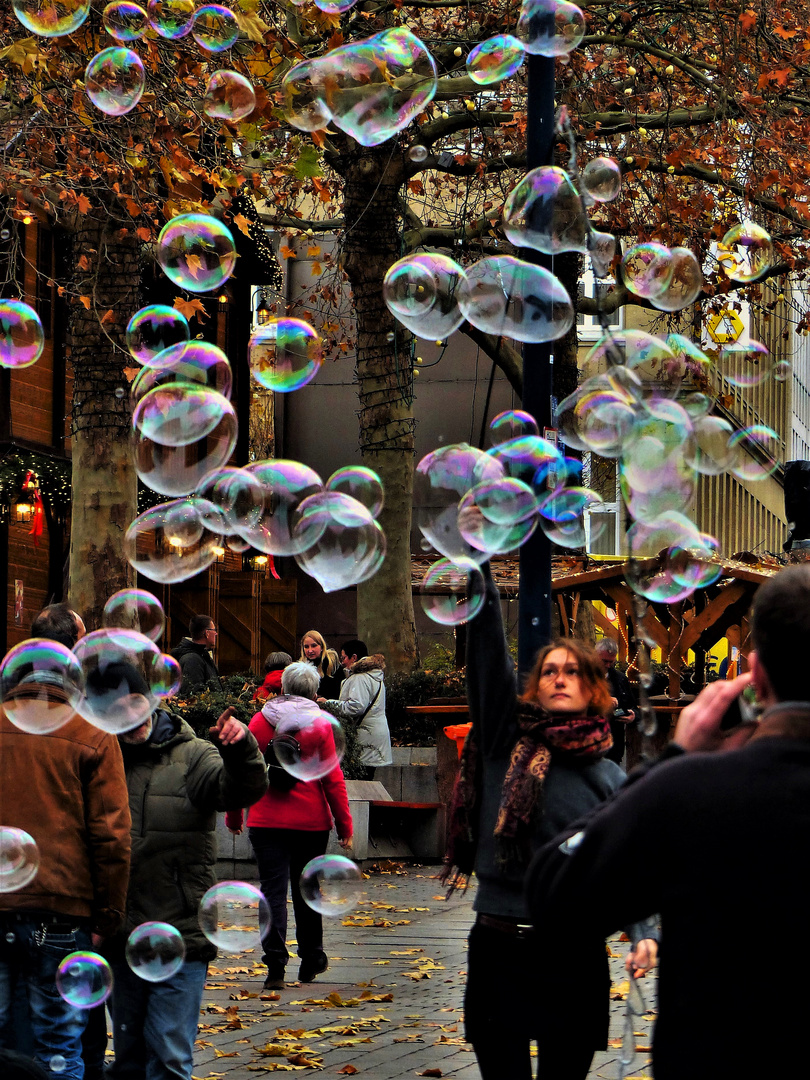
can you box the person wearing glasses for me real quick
[172,615,223,697]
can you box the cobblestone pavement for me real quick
[189,865,657,1080]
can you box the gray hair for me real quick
[281,661,320,699]
[595,637,619,660]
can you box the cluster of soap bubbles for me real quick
[0,299,45,369]
[249,318,324,393]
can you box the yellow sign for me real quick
[706,309,744,343]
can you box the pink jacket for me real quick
[225,707,352,839]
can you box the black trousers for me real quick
[249,827,330,973]
[465,919,597,1080]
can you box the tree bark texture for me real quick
[67,210,140,631]
[338,145,418,672]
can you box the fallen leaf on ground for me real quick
[338,1068,357,1076]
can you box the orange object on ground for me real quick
[443,722,472,760]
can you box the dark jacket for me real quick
[605,665,637,765]
[526,720,810,1080]
[115,710,267,961]
[172,639,221,696]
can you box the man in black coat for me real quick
[527,565,810,1080]
[171,614,222,696]
[595,638,636,767]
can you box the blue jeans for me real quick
[0,913,92,1080]
[108,958,207,1080]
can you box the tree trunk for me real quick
[68,210,140,631]
[338,145,418,672]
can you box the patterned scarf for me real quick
[442,699,613,892]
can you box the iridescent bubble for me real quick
[131,341,232,401]
[466,34,525,86]
[728,425,780,481]
[684,415,740,476]
[146,0,193,38]
[125,922,186,982]
[720,339,770,388]
[55,953,113,1009]
[622,242,673,299]
[264,696,346,780]
[457,479,538,554]
[420,557,486,625]
[718,221,773,283]
[300,854,364,916]
[103,1,148,40]
[0,300,45,369]
[281,59,333,132]
[650,247,703,311]
[249,319,323,393]
[620,398,696,522]
[227,535,250,553]
[415,444,505,562]
[516,0,585,56]
[198,881,270,953]
[157,213,237,294]
[192,4,238,51]
[581,157,621,202]
[103,590,166,643]
[49,1055,67,1074]
[681,392,712,419]
[774,360,791,382]
[488,434,563,489]
[314,0,358,10]
[503,166,587,255]
[664,334,712,388]
[72,629,172,734]
[490,410,539,446]
[574,389,636,456]
[626,511,696,560]
[293,492,386,592]
[203,70,256,122]
[12,0,89,36]
[238,461,324,556]
[195,466,265,533]
[458,255,573,343]
[383,254,466,340]
[85,47,144,116]
[627,563,696,604]
[124,499,222,584]
[0,639,85,735]
[133,385,233,447]
[589,230,617,278]
[134,408,238,497]
[408,144,428,164]
[126,305,189,367]
[537,487,606,549]
[666,532,723,590]
[0,828,40,893]
[326,466,384,518]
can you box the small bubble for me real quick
[385,331,395,343]
[114,387,125,398]
[531,617,539,626]
[0,229,11,240]
[5,932,15,943]
[49,1056,67,1074]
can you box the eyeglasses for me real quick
[538,666,580,681]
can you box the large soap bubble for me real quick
[0,828,40,893]
[622,242,674,300]
[132,385,233,446]
[503,167,587,255]
[458,255,573,342]
[13,0,89,36]
[192,4,239,51]
[667,532,723,590]
[0,639,85,735]
[720,340,771,388]
[134,408,237,497]
[489,434,563,489]
[199,881,270,953]
[203,71,256,122]
[157,214,237,294]
[415,444,505,562]
[126,922,186,982]
[383,254,466,339]
[281,59,334,132]
[420,557,486,625]
[293,492,386,592]
[103,590,166,643]
[146,0,193,37]
[194,466,265,534]
[619,399,696,522]
[537,487,606,549]
[683,415,739,476]
[126,305,189,366]
[581,157,621,202]
[728,425,780,481]
[466,35,525,85]
[249,319,323,393]
[718,221,773,283]
[326,466,384,518]
[85,47,145,116]
[103,1,148,40]
[490,410,539,445]
[516,0,585,56]
[56,953,113,1008]
[0,300,45,369]
[131,341,232,401]
[124,499,222,583]
[300,855,365,916]
[265,696,346,780]
[650,247,703,311]
[457,480,538,555]
[237,461,324,556]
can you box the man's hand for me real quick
[316,697,328,706]
[227,826,243,836]
[626,938,658,978]
[338,834,353,849]
[673,674,758,753]
[210,707,247,746]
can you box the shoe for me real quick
[263,972,285,990]
[298,955,328,983]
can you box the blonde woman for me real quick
[300,631,344,698]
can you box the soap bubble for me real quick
[457,479,538,554]
[408,144,428,164]
[126,305,189,366]
[0,300,45,369]
[574,389,636,456]
[718,221,773,283]
[720,340,770,388]
[249,319,323,393]
[238,461,324,556]
[13,0,89,36]
[466,35,525,85]
[663,334,712,389]
[667,532,723,590]
[281,59,334,132]
[0,828,40,893]
[581,157,621,202]
[195,466,265,533]
[314,0,358,11]
[103,590,166,643]
[503,166,587,254]
[103,1,148,39]
[132,341,232,402]
[420,557,486,625]
[774,360,791,381]
[192,4,238,51]
[126,922,186,982]
[488,434,563,488]
[0,639,85,735]
[681,392,712,419]
[300,855,364,916]
[326,467,384,518]
[728,425,780,481]
[589,230,617,278]
[134,407,237,497]
[146,0,193,37]
[265,696,346,780]
[650,247,703,311]
[415,444,505,562]
[516,0,585,56]
[537,487,606,549]
[383,254,466,340]
[203,70,256,122]
[625,514,700,602]
[124,499,222,583]
[55,953,113,1009]
[72,629,174,734]
[199,881,270,952]
[490,410,539,445]
[622,242,674,299]
[133,385,233,446]
[619,398,696,522]
[684,415,740,476]
[157,214,237,294]
[458,255,573,343]
[85,47,144,116]
[49,1056,67,1074]
[293,492,386,592]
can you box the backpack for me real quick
[262,724,301,793]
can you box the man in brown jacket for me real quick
[0,703,131,1079]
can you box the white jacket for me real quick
[328,655,392,767]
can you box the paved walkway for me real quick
[190,865,657,1080]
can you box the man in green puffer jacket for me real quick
[107,689,267,1080]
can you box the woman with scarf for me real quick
[444,564,658,1080]
[300,630,344,699]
